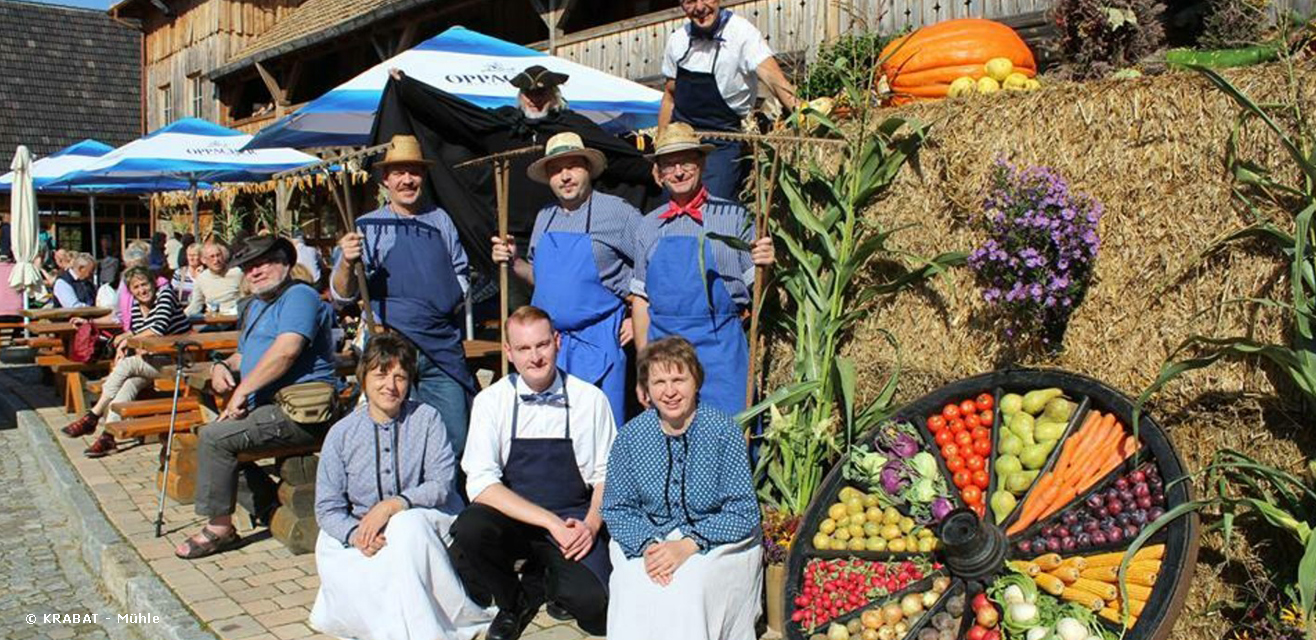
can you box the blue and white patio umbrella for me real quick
[245,26,663,150]
[53,118,317,231]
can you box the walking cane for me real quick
[155,339,199,538]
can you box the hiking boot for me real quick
[62,412,99,438]
[84,433,117,458]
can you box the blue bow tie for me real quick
[519,391,566,406]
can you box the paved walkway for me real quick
[2,367,596,640]
[0,421,139,640]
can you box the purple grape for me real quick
[1076,532,1092,546]
[1148,507,1165,521]
[1062,537,1078,551]
[1129,470,1146,484]
[1063,512,1079,526]
[1124,500,1139,513]
[1107,500,1124,516]
[1152,492,1166,506]
[1096,507,1110,519]
[1017,540,1033,554]
[1105,488,1120,501]
[1136,496,1153,510]
[1114,478,1129,491]
[1041,525,1055,537]
[1086,494,1105,509]
[1084,520,1100,533]
[1124,524,1140,539]
[1091,531,1109,545]
[1116,513,1131,526]
[1130,511,1148,525]
[1107,527,1125,543]
[1032,536,1048,550]
[1119,489,1135,503]
[1046,537,1062,552]
[1134,484,1151,498]
[1101,517,1116,529]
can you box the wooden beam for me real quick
[395,21,419,55]
[283,60,304,105]
[253,61,285,111]
[370,35,390,61]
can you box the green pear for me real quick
[1022,388,1064,415]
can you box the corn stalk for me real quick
[741,72,965,515]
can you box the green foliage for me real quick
[741,78,965,516]
[796,32,896,101]
[1135,59,1316,425]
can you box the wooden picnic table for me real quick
[20,306,113,321]
[25,320,123,336]
[124,331,238,355]
[189,314,238,326]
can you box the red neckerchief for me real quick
[658,187,708,224]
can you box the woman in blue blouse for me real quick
[310,333,493,640]
[601,336,762,640]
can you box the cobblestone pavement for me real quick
[0,422,140,640]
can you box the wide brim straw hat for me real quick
[375,134,434,169]
[526,132,608,184]
[644,122,716,161]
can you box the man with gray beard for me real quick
[175,235,338,560]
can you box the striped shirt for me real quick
[630,195,756,307]
[527,190,643,299]
[128,285,190,336]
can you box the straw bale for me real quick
[759,61,1316,639]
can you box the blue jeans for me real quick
[414,354,472,458]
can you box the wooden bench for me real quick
[18,337,60,350]
[36,355,111,414]
[110,396,200,418]
[104,411,205,439]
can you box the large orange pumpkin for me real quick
[879,18,1036,103]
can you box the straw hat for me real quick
[644,122,715,161]
[375,135,433,169]
[526,132,608,184]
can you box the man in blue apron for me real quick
[449,306,615,640]
[332,135,476,456]
[658,0,798,201]
[631,123,774,416]
[491,132,642,427]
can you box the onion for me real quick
[894,621,909,635]
[1002,584,1026,605]
[882,602,904,625]
[932,576,952,593]
[1025,629,1047,640]
[1055,618,1088,640]
[901,593,924,616]
[828,622,851,640]
[922,590,940,608]
[1009,601,1038,624]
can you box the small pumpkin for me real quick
[880,18,1036,102]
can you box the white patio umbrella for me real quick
[8,146,42,324]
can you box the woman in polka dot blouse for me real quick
[601,336,763,640]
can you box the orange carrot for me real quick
[1066,415,1121,485]
[1009,476,1060,534]
[1050,411,1101,478]
[1080,435,1141,490]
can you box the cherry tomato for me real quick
[948,418,967,434]
[962,485,983,504]
[971,469,990,489]
[946,456,965,473]
[979,410,994,426]
[927,415,946,433]
[953,470,971,489]
[972,439,992,457]
[964,413,982,430]
[955,431,974,448]
[959,399,978,416]
[935,429,953,447]
[971,427,992,442]
[942,404,961,420]
[942,443,961,460]
[976,393,995,412]
[966,455,985,471]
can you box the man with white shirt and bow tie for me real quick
[448,305,616,640]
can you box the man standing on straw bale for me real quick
[491,132,642,426]
[659,0,798,201]
[332,135,477,457]
[631,123,774,415]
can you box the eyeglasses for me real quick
[657,160,700,175]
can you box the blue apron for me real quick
[359,215,476,394]
[530,201,627,427]
[502,372,612,586]
[645,235,748,415]
[671,9,748,201]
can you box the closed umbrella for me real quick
[8,146,42,323]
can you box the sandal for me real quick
[62,412,99,438]
[175,527,242,560]
[83,433,117,458]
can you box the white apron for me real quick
[309,509,495,640]
[606,530,764,640]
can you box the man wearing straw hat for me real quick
[332,134,477,456]
[491,132,642,426]
[630,122,774,415]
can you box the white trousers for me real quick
[309,509,495,640]
[97,354,163,422]
[606,530,764,640]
